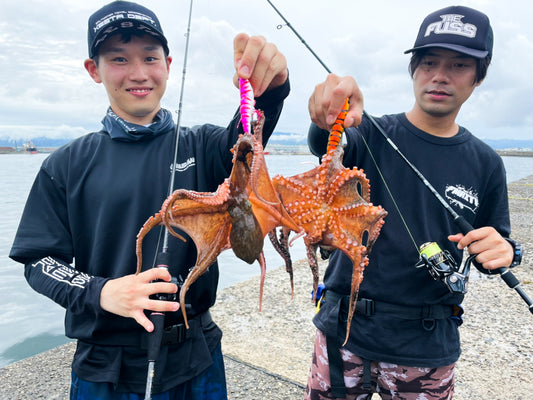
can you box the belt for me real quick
[320,290,458,398]
[324,291,455,320]
[141,311,214,349]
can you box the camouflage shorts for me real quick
[304,330,455,400]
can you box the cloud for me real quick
[1,0,531,141]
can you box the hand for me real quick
[233,33,288,97]
[100,268,179,332]
[308,73,364,130]
[448,227,514,270]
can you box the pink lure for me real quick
[239,78,255,134]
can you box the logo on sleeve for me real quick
[32,257,92,289]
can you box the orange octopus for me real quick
[270,99,387,344]
[136,111,301,328]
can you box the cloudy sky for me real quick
[1,0,532,142]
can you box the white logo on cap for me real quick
[94,11,156,33]
[425,14,477,38]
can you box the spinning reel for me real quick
[416,242,475,295]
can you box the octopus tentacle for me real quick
[136,106,305,327]
[303,242,321,303]
[268,227,295,298]
[269,102,387,345]
[136,213,165,274]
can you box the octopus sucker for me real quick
[269,99,387,343]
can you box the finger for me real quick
[468,236,505,258]
[246,41,274,94]
[266,51,288,90]
[132,310,155,332]
[146,281,178,297]
[448,233,469,250]
[252,47,287,96]
[473,250,508,270]
[346,88,364,128]
[447,233,463,243]
[345,106,363,128]
[326,99,348,126]
[323,75,348,126]
[145,298,180,313]
[233,32,250,76]
[234,34,267,80]
[456,231,480,250]
[140,267,172,283]
[327,77,362,127]
[308,89,318,125]
[309,81,331,130]
[460,227,495,251]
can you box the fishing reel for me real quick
[415,242,475,295]
[149,275,180,302]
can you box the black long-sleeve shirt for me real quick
[309,113,510,367]
[10,80,290,392]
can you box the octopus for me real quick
[136,80,301,328]
[269,99,387,345]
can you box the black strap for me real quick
[324,291,455,320]
[320,291,457,397]
[362,358,372,390]
[326,331,346,398]
[141,311,213,349]
[319,290,347,398]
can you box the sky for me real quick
[1,0,532,142]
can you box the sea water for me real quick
[0,153,532,367]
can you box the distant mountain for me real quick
[269,133,533,150]
[1,134,531,150]
[268,131,307,145]
[482,139,533,150]
[0,136,72,149]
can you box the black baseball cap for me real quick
[88,1,169,58]
[404,6,493,59]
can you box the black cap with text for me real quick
[404,6,493,59]
[88,1,169,58]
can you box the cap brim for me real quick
[404,43,489,58]
[90,21,169,58]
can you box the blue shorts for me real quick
[70,344,227,400]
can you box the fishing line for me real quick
[266,0,418,251]
[357,133,418,251]
[150,0,195,271]
[265,0,533,312]
[163,0,194,252]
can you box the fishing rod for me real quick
[144,1,195,399]
[266,0,532,313]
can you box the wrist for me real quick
[504,238,523,268]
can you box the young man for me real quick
[9,1,289,398]
[305,6,522,399]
